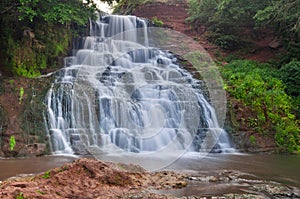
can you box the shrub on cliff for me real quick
[187,0,268,50]
[221,60,300,154]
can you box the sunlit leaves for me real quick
[18,0,97,26]
[221,60,300,154]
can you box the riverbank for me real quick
[0,154,299,198]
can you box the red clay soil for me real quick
[0,158,187,199]
[133,0,217,54]
[132,0,281,62]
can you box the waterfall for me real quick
[45,14,234,157]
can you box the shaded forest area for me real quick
[0,0,299,154]
[0,0,97,77]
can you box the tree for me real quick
[254,0,300,61]
[187,0,269,50]
[255,0,300,41]
[18,0,97,26]
[0,0,98,77]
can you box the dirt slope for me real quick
[132,0,280,62]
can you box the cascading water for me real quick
[45,14,234,159]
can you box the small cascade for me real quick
[45,14,234,156]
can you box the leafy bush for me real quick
[18,0,97,26]
[186,0,218,25]
[280,60,300,118]
[254,0,300,41]
[212,34,242,50]
[9,135,16,151]
[0,0,97,77]
[186,0,299,59]
[187,0,269,50]
[280,60,300,97]
[221,60,300,154]
[152,16,164,27]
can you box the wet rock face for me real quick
[184,170,300,199]
[0,105,8,157]
[132,0,191,34]
[22,143,47,156]
[0,77,53,157]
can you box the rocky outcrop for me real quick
[0,76,53,157]
[225,98,277,153]
[133,0,191,34]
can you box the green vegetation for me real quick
[113,0,146,14]
[249,135,256,145]
[19,87,24,104]
[16,192,25,199]
[36,190,45,195]
[187,0,300,154]
[187,0,268,50]
[221,60,300,154]
[9,135,16,151]
[42,171,50,179]
[279,60,300,119]
[187,0,300,57]
[254,0,300,41]
[152,16,164,27]
[0,0,98,77]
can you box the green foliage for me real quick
[186,0,218,25]
[280,60,300,97]
[42,171,50,179]
[152,16,164,27]
[19,87,24,104]
[16,192,25,199]
[212,34,242,50]
[18,0,97,26]
[221,60,300,154]
[280,60,300,118]
[9,135,16,151]
[254,0,300,62]
[249,135,256,145]
[36,190,45,195]
[187,0,268,50]
[0,0,97,76]
[254,0,300,41]
[187,0,299,57]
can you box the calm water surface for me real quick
[0,155,77,181]
[168,153,300,188]
[0,154,299,189]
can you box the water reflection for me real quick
[0,154,299,190]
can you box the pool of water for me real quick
[0,155,77,181]
[168,153,300,189]
[0,153,299,190]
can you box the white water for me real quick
[45,15,234,160]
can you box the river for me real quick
[0,153,299,190]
